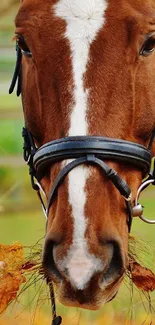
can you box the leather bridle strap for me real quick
[34,136,151,178]
[9,44,22,96]
[45,154,132,230]
[33,135,151,232]
[21,127,135,230]
[21,130,151,232]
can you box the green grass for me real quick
[131,188,155,248]
[0,211,45,245]
[0,30,14,48]
[0,72,13,81]
[0,57,15,72]
[0,94,21,110]
[0,4,19,48]
[0,120,23,155]
[0,166,42,215]
[0,4,18,28]
[1,191,155,245]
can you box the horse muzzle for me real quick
[42,236,126,308]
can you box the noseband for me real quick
[9,44,155,325]
[22,128,153,232]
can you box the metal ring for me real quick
[139,214,155,224]
[134,179,155,224]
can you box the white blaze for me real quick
[55,0,108,290]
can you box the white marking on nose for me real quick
[54,0,108,289]
[56,165,103,290]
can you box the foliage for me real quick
[0,240,155,324]
[1,311,155,325]
[0,243,26,314]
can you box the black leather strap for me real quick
[9,44,22,96]
[46,154,132,230]
[47,279,62,325]
[52,317,62,325]
[34,136,151,179]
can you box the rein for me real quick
[9,44,155,325]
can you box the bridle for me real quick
[23,129,154,228]
[9,44,155,325]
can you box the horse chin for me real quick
[50,274,124,310]
[57,287,118,310]
[57,283,104,310]
[58,295,102,310]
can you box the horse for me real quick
[9,0,155,322]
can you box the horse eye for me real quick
[16,35,31,55]
[140,33,155,56]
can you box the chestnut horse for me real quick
[10,0,155,318]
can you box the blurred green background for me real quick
[0,2,155,324]
[0,1,44,224]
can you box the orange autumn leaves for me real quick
[0,243,26,314]
[128,236,155,292]
[130,259,155,292]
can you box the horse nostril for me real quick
[101,240,125,283]
[43,238,62,279]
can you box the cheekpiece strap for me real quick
[22,127,38,190]
[9,44,22,96]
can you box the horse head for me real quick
[13,0,155,310]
